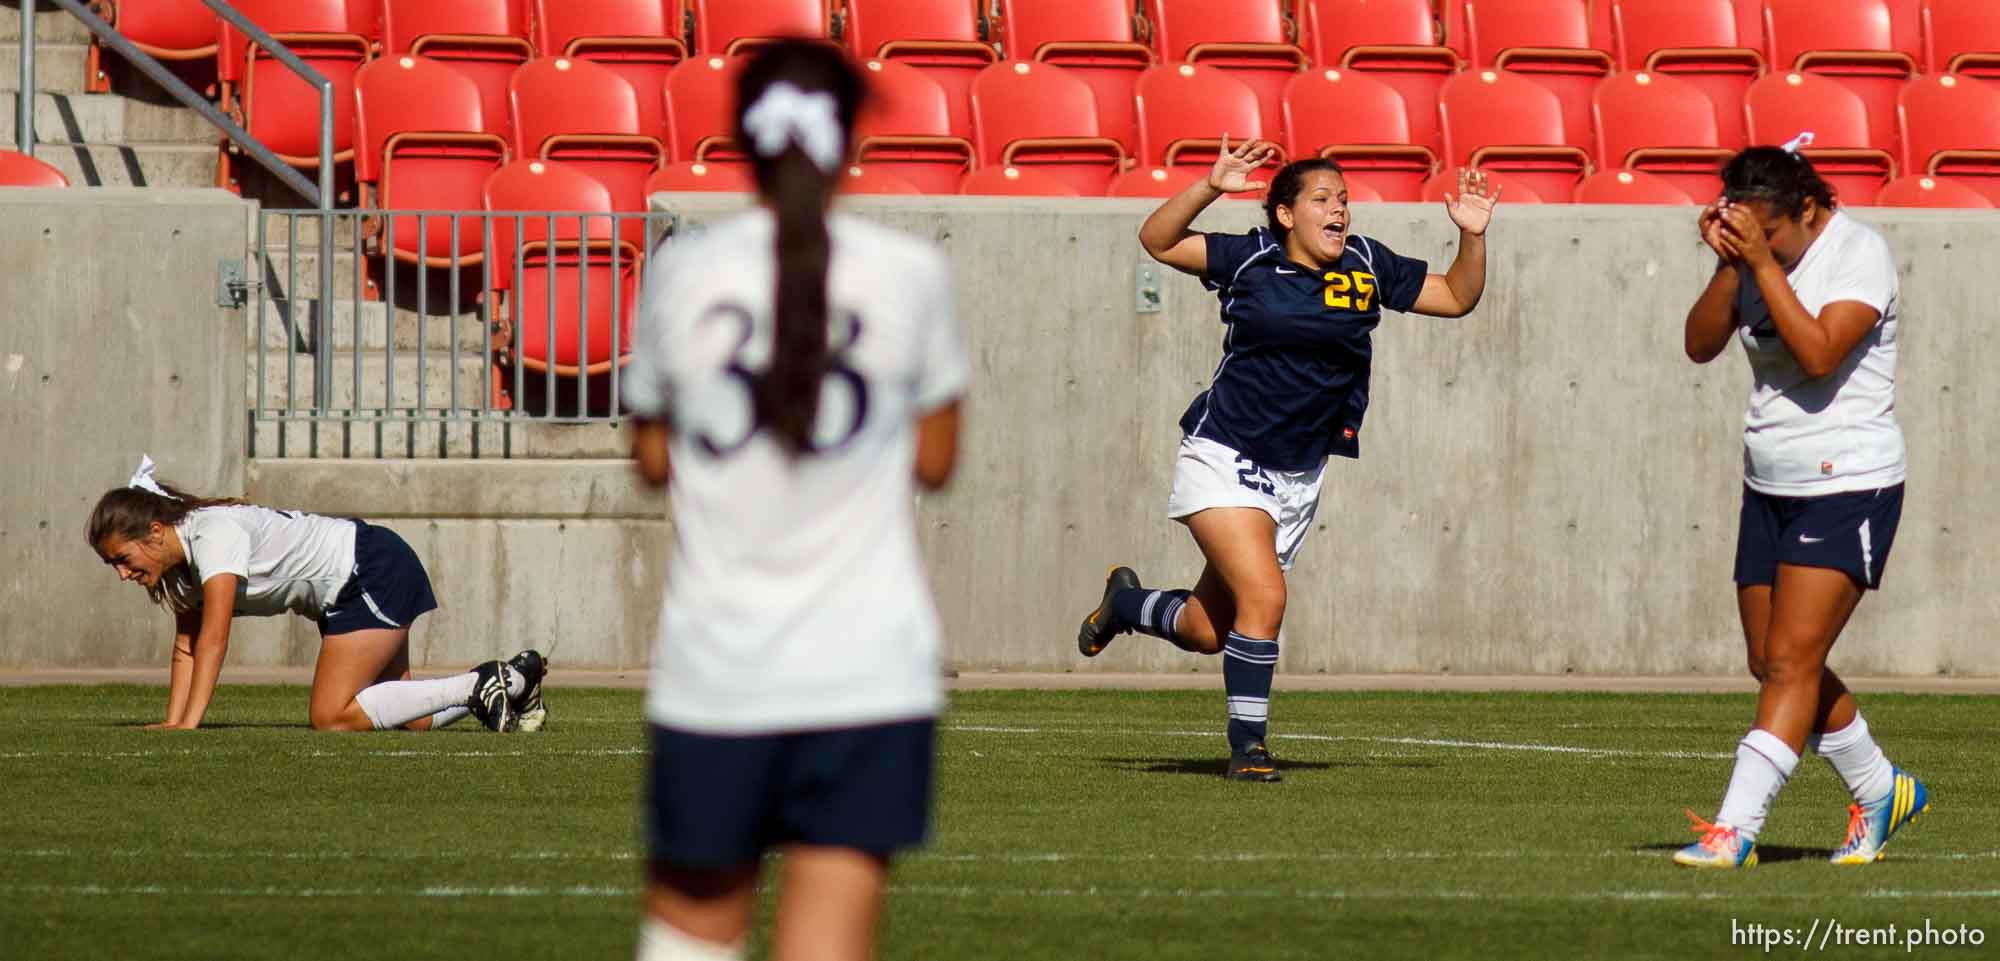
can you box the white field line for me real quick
[10,848,1999,864]
[6,882,2000,902]
[944,724,1736,760]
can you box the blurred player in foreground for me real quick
[1676,141,1927,869]
[624,40,968,961]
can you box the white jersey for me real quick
[1735,210,1905,496]
[626,210,968,736]
[174,505,357,618]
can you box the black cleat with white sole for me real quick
[468,660,516,733]
[1077,566,1141,657]
[507,649,548,732]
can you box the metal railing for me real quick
[251,208,673,459]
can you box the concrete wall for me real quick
[7,192,1999,676]
[0,189,250,665]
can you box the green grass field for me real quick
[4,685,1997,960]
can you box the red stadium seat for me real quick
[686,0,830,55]
[1764,0,1916,155]
[1592,70,1731,201]
[483,159,638,392]
[1438,68,1593,204]
[215,0,369,188]
[1283,68,1437,202]
[533,0,686,142]
[1142,0,1309,146]
[1135,63,1282,181]
[959,164,1084,196]
[0,150,70,187]
[355,54,510,267]
[1922,0,2000,79]
[838,164,926,194]
[1462,0,1614,151]
[853,59,978,195]
[382,0,533,142]
[645,161,756,193]
[996,0,1155,154]
[1573,168,1699,203]
[842,0,999,139]
[663,55,749,163]
[90,0,219,93]
[1107,164,1203,197]
[1611,0,1761,148]
[1419,166,1546,203]
[1300,0,1459,160]
[510,57,667,219]
[1897,73,2000,202]
[1871,173,1994,206]
[1743,71,1896,204]
[1343,178,1385,202]
[969,61,1126,196]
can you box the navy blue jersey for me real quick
[1178,228,1428,471]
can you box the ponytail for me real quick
[87,480,242,611]
[734,41,866,457]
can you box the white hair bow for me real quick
[129,454,177,500]
[742,82,845,174]
[1781,131,1816,154]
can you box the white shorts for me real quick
[1165,435,1327,571]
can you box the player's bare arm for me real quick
[1138,134,1277,276]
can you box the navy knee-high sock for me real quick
[1223,631,1278,756]
[1109,588,1191,646]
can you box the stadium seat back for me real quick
[1897,74,2000,198]
[1419,166,1546,203]
[1301,0,1441,62]
[1922,0,2000,77]
[969,61,1124,194]
[1744,70,1897,203]
[851,59,976,194]
[1593,70,1729,199]
[1144,0,1307,147]
[217,0,354,83]
[1135,63,1268,168]
[510,57,664,218]
[838,164,927,194]
[959,165,1085,196]
[0,149,70,187]
[843,0,998,138]
[1460,0,1612,150]
[1283,68,1435,202]
[663,55,749,162]
[1438,68,1593,201]
[997,0,1155,156]
[510,242,641,373]
[1610,0,1760,148]
[114,0,221,58]
[383,0,533,139]
[646,161,756,193]
[534,0,679,55]
[1872,173,1995,206]
[356,54,509,262]
[687,0,829,55]
[483,159,620,292]
[1573,167,1698,203]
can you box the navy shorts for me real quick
[319,520,438,636]
[644,719,935,870]
[1734,484,1904,590]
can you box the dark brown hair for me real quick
[733,41,867,455]
[1722,146,1836,219]
[87,481,241,610]
[1264,157,1346,239]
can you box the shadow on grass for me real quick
[100,721,307,730]
[1630,842,1834,863]
[1097,756,1374,777]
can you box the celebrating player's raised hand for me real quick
[1443,168,1500,235]
[1207,134,1277,194]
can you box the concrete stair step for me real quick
[0,4,96,44]
[250,298,496,353]
[250,419,629,460]
[33,140,214,186]
[0,42,89,94]
[252,351,495,413]
[1,90,212,144]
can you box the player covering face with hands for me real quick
[88,456,548,733]
[1076,137,1497,781]
[1676,144,1925,868]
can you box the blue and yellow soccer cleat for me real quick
[1076,567,1140,657]
[1831,769,1930,865]
[1673,810,1758,869]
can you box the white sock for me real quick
[353,672,477,730]
[1814,713,1895,809]
[1716,728,1800,843]
[636,918,742,961]
[429,706,472,729]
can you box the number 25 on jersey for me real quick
[1324,271,1377,312]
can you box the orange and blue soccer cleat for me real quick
[1831,769,1929,865]
[1673,810,1757,868]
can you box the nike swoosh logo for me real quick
[1275,267,1297,274]
[1800,535,1824,544]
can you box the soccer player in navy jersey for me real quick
[1076,137,1498,781]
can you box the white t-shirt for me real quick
[175,505,357,618]
[626,210,969,736]
[1734,210,1905,496]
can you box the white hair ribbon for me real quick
[1781,131,1816,154]
[742,82,845,174]
[128,455,177,500]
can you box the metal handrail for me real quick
[14,0,32,155]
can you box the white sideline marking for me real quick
[945,725,1736,760]
[11,848,1998,865]
[7,883,2000,902]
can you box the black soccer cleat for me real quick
[507,649,548,733]
[1226,744,1283,783]
[468,660,517,733]
[1077,566,1141,657]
